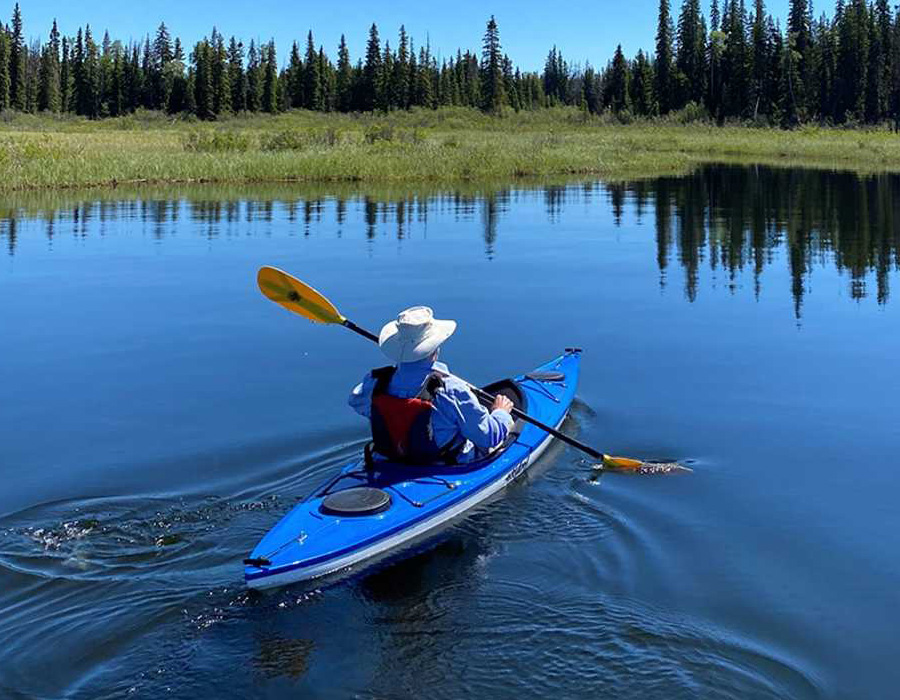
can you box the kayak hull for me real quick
[244,349,581,589]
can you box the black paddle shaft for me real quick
[339,319,603,460]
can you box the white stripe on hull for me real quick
[247,412,568,590]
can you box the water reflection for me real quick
[2,166,899,316]
[254,635,314,680]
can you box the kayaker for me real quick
[349,306,515,464]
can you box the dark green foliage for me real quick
[891,9,900,127]
[655,0,675,113]
[787,0,811,109]
[722,0,751,117]
[379,40,393,112]
[246,40,261,112]
[287,41,303,109]
[9,2,24,109]
[36,19,61,112]
[227,38,245,113]
[630,50,655,115]
[0,8,896,127]
[708,0,726,118]
[481,15,504,113]
[210,29,230,115]
[304,31,322,111]
[192,40,213,119]
[543,46,567,104]
[362,23,381,111]
[414,44,435,109]
[676,0,706,107]
[835,0,869,121]
[607,45,631,112]
[262,41,278,113]
[750,0,770,117]
[0,29,10,109]
[394,26,410,109]
[336,35,352,111]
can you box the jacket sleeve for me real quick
[436,378,514,452]
[348,373,375,418]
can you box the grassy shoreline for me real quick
[3,107,900,191]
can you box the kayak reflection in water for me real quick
[348,306,515,465]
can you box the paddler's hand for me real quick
[491,395,514,414]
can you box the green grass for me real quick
[2,106,900,191]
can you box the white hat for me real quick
[378,306,457,363]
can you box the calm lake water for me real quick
[1,165,898,699]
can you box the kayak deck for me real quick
[245,349,581,589]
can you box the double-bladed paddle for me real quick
[256,265,657,472]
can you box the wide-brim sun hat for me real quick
[379,306,457,363]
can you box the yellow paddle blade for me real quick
[257,266,346,325]
[601,454,646,471]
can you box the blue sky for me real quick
[20,0,797,72]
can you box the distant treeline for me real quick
[0,0,898,126]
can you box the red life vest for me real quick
[369,366,463,464]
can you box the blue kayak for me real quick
[244,348,582,589]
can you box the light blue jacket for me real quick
[349,358,514,462]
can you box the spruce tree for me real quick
[631,49,656,114]
[109,50,124,115]
[503,55,519,110]
[319,46,334,110]
[211,29,230,114]
[608,44,631,111]
[227,38,245,112]
[287,41,303,108]
[581,65,598,113]
[140,38,152,108]
[246,40,261,111]
[336,34,353,111]
[81,25,100,117]
[26,39,41,113]
[127,44,142,113]
[416,44,435,108]
[655,0,675,112]
[262,40,278,113]
[379,40,393,110]
[787,0,810,109]
[676,0,707,107]
[481,15,504,113]
[543,46,568,104]
[751,0,771,118]
[835,0,869,121]
[395,26,410,109]
[304,31,321,110]
[865,0,891,122]
[152,22,172,109]
[0,29,9,110]
[362,23,381,111]
[722,0,751,117]
[167,49,189,114]
[708,0,726,117]
[891,5,900,128]
[9,3,25,109]
[38,20,61,112]
[409,44,420,105]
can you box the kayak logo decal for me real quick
[505,459,529,483]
